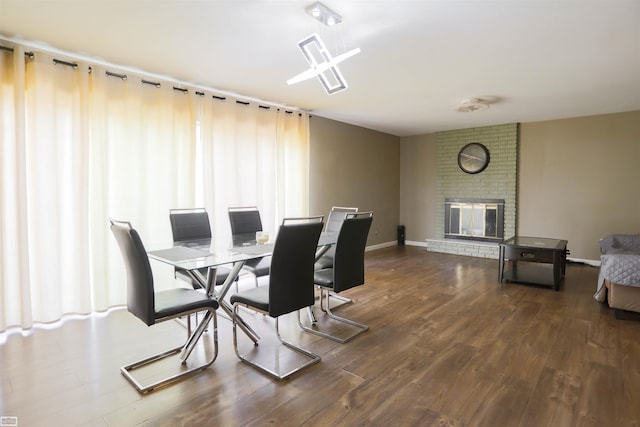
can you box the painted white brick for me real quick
[431,123,517,259]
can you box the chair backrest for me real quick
[228,206,263,235]
[332,212,373,293]
[110,219,156,326]
[169,208,211,242]
[325,206,358,233]
[321,206,358,261]
[268,216,324,317]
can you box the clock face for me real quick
[458,143,490,174]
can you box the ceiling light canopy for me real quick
[305,2,342,26]
[456,98,490,113]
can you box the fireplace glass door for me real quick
[444,198,504,243]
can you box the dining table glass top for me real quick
[147,231,338,271]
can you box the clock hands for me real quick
[459,152,485,161]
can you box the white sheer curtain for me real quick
[0,46,93,328]
[1,46,31,329]
[198,97,310,241]
[22,50,93,323]
[0,46,197,330]
[88,65,198,304]
[0,41,309,332]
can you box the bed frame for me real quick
[596,234,640,318]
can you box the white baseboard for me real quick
[365,241,397,251]
[568,257,600,267]
[366,241,601,267]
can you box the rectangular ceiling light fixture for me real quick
[297,34,348,94]
[305,2,342,26]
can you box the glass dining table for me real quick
[147,231,337,344]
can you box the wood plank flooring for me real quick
[2,246,640,426]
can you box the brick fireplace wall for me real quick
[427,123,518,258]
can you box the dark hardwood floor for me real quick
[2,246,640,426]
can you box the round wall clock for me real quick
[458,143,490,174]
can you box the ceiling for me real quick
[1,0,639,137]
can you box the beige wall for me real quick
[400,133,437,242]
[399,110,640,261]
[309,116,400,246]
[519,111,640,260]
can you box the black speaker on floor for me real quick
[397,225,405,245]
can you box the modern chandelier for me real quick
[287,2,361,95]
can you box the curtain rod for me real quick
[53,58,78,69]
[0,36,304,115]
[0,44,34,59]
[3,41,302,116]
[106,70,127,80]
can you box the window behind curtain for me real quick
[0,42,309,331]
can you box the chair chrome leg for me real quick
[324,291,368,337]
[300,289,368,343]
[306,306,317,323]
[120,308,218,394]
[317,287,352,312]
[330,293,353,305]
[232,305,321,381]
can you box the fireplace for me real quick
[444,198,504,243]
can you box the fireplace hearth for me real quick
[444,198,504,243]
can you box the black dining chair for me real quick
[228,206,271,286]
[301,211,373,343]
[110,219,219,394]
[314,206,359,270]
[229,216,324,380]
[314,206,359,308]
[169,208,233,289]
